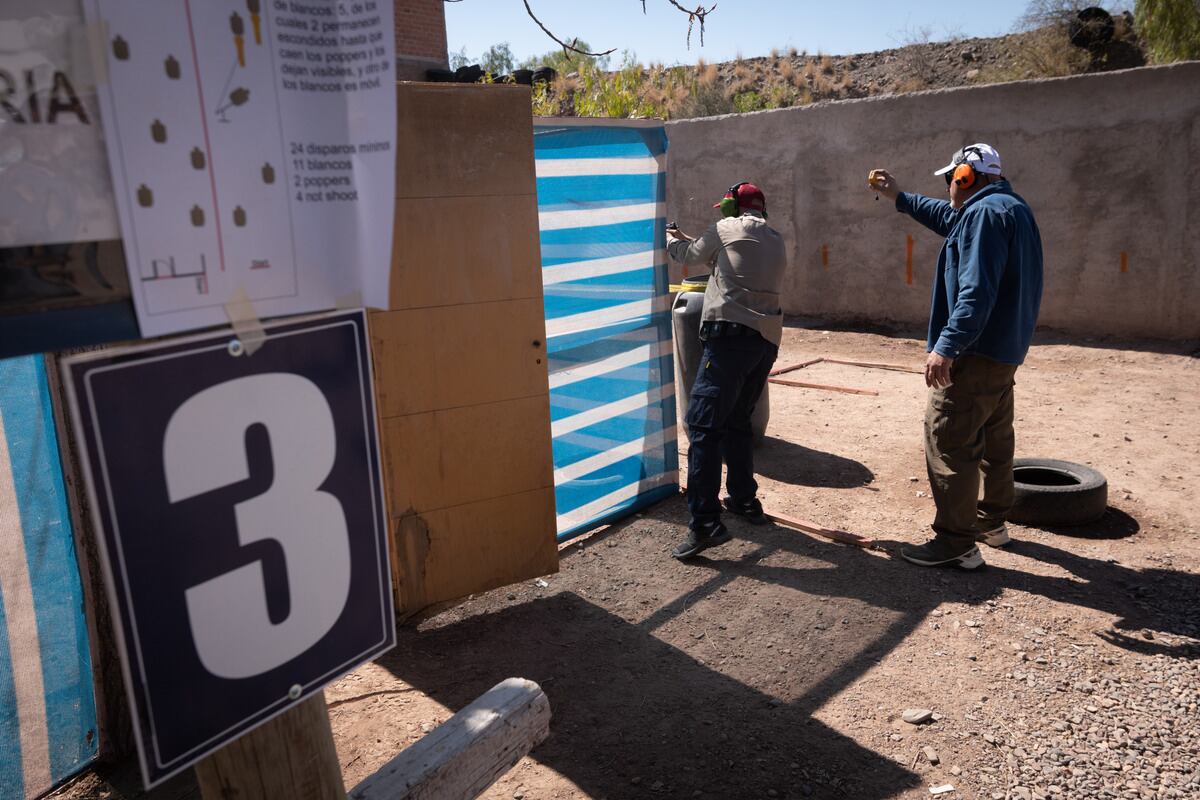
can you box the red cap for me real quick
[713,182,767,212]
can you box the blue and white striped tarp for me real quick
[534,119,678,541]
[0,356,99,798]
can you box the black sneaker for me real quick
[722,496,768,525]
[900,539,984,569]
[672,521,733,559]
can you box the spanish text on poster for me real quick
[84,0,396,336]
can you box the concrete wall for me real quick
[665,62,1200,340]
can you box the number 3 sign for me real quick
[63,311,393,788]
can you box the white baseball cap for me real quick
[933,143,1003,177]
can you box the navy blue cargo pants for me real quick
[685,327,777,528]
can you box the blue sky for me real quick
[445,0,1032,67]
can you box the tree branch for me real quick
[664,1,717,49]
[521,0,617,58]
[444,1,716,55]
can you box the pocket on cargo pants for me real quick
[685,385,722,430]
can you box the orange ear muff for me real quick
[952,162,977,190]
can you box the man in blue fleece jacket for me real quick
[870,144,1043,569]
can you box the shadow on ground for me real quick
[61,504,1199,800]
[754,436,875,488]
[387,496,1200,799]
[1032,506,1140,540]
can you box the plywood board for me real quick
[388,195,543,310]
[377,83,557,618]
[381,395,554,516]
[395,83,536,199]
[369,299,549,418]
[390,488,558,613]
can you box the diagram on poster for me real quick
[85,0,396,336]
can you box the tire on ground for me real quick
[1008,458,1108,527]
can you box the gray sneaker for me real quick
[975,523,1011,548]
[900,540,984,569]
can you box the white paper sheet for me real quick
[83,0,396,336]
[0,0,120,248]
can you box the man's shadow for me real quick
[869,507,1200,659]
[753,435,875,488]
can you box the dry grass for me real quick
[802,59,817,80]
[820,53,835,74]
[778,58,796,83]
[552,72,582,96]
[976,26,1088,82]
[697,59,719,87]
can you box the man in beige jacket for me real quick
[667,182,788,559]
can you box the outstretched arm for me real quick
[868,169,956,237]
[897,193,957,237]
[667,222,722,268]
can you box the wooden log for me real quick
[350,678,550,800]
[767,377,879,396]
[194,691,346,800]
[764,510,876,550]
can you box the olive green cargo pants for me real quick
[924,354,1020,550]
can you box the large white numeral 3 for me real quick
[162,373,351,680]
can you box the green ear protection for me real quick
[719,182,749,218]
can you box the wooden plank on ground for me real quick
[768,358,824,377]
[768,377,879,396]
[818,358,923,374]
[765,510,876,549]
[350,678,550,800]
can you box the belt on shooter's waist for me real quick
[699,320,759,340]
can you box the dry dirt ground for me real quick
[54,323,1200,800]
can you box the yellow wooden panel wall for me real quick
[371,82,557,618]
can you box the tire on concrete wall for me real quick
[1008,458,1108,527]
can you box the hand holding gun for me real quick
[666,221,693,242]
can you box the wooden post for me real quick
[194,691,346,800]
[350,678,550,800]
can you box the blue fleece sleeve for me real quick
[896,192,956,237]
[933,206,1011,358]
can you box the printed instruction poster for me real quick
[84,0,396,336]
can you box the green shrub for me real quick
[1136,0,1200,62]
[732,90,764,113]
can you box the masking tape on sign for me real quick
[224,287,266,356]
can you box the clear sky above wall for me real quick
[445,0,1031,67]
